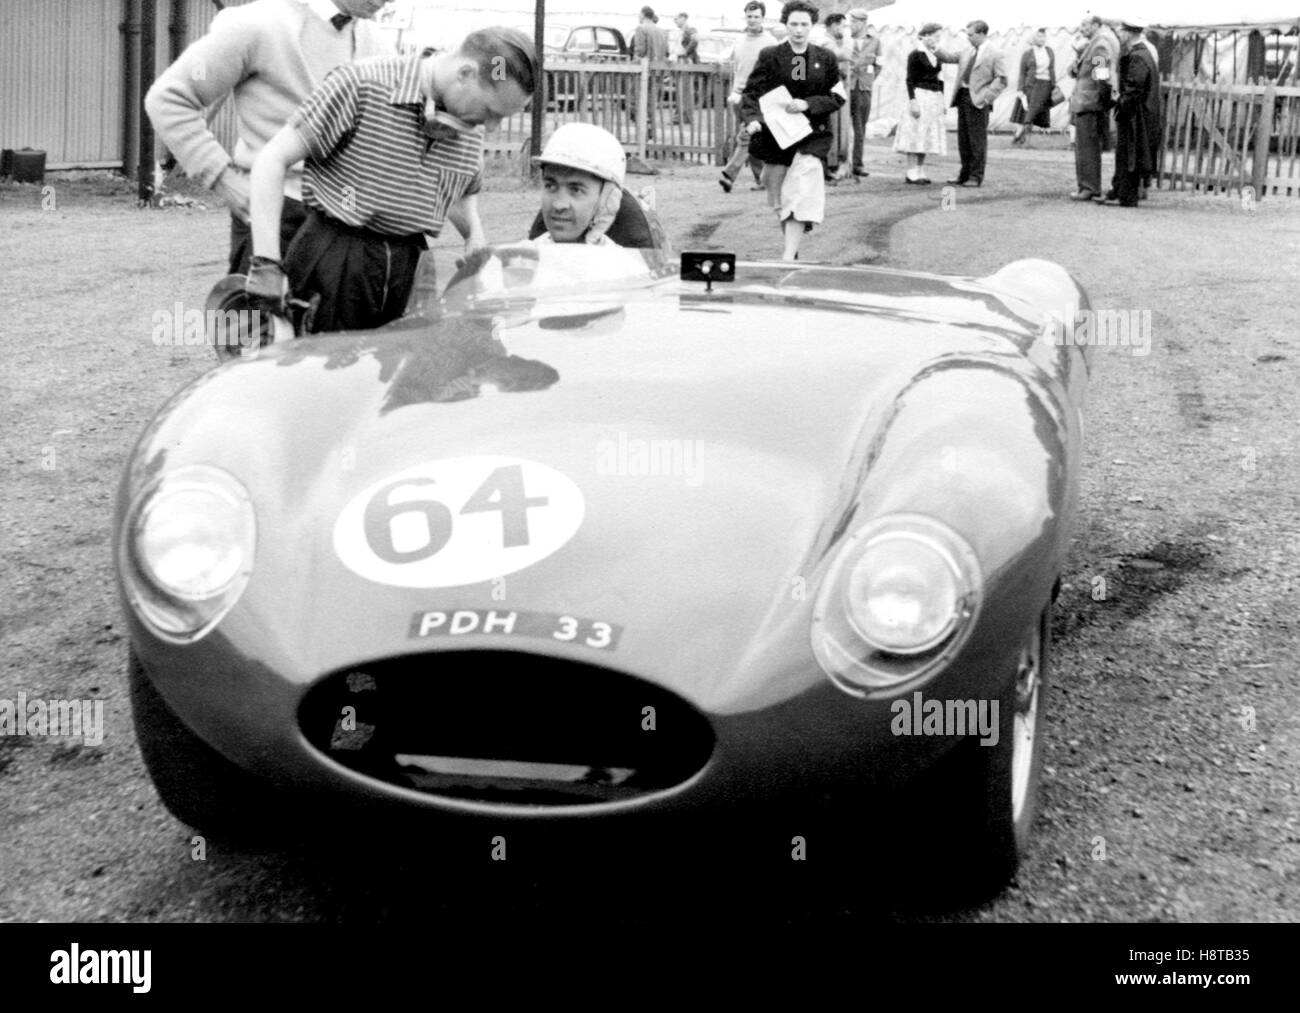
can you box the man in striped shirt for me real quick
[247,28,537,333]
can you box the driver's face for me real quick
[541,166,604,242]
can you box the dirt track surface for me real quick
[2,137,1299,922]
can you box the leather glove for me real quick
[245,256,290,317]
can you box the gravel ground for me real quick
[1,135,1298,922]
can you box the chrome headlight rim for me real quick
[842,525,976,655]
[120,464,256,643]
[811,513,983,695]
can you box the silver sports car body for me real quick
[118,245,1090,891]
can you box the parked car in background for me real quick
[534,23,630,61]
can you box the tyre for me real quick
[128,647,287,843]
[904,604,1050,905]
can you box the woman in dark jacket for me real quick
[740,0,845,260]
[1011,28,1056,145]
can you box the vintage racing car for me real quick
[117,245,1090,894]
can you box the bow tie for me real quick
[330,13,352,31]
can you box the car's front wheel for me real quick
[907,604,1051,903]
[128,647,286,843]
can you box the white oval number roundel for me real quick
[334,457,585,588]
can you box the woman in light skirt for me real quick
[894,23,949,184]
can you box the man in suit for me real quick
[1067,14,1119,201]
[846,8,882,178]
[944,21,1007,187]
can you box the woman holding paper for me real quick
[740,0,847,261]
[894,22,951,184]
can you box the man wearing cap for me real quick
[1141,30,1163,199]
[146,0,394,277]
[245,28,537,333]
[845,8,882,178]
[1105,19,1160,207]
[820,13,853,180]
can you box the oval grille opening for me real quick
[300,651,715,807]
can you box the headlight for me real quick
[121,465,255,642]
[812,514,981,696]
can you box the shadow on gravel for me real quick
[847,188,1075,266]
[1053,533,1218,642]
[684,217,725,245]
[170,807,1016,924]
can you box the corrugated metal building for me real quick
[0,0,251,171]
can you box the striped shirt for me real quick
[290,49,483,238]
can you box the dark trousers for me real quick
[1114,167,1141,206]
[284,209,425,333]
[721,101,762,183]
[228,196,306,276]
[850,88,873,170]
[954,87,988,182]
[1073,111,1106,195]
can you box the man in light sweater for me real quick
[145,0,392,275]
[718,1,777,193]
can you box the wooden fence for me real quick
[484,58,731,167]
[1159,77,1300,198]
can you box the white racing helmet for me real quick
[535,123,627,188]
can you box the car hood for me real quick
[124,266,1057,711]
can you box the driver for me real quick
[532,123,628,246]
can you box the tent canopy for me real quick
[883,1,1297,32]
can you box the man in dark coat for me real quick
[1139,29,1164,197]
[1108,19,1159,208]
[740,0,846,260]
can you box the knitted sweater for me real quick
[145,0,392,200]
[730,30,778,93]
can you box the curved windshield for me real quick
[438,243,673,316]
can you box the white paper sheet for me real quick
[758,86,812,150]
